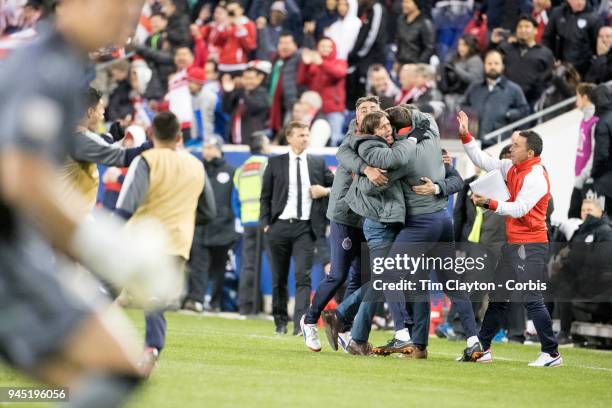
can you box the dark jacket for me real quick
[395,13,435,65]
[453,174,506,244]
[560,215,612,299]
[348,2,387,70]
[201,157,239,247]
[461,76,530,143]
[591,85,612,198]
[260,153,334,238]
[106,79,133,122]
[482,0,531,31]
[166,13,192,48]
[585,51,612,84]
[497,40,554,106]
[330,121,367,228]
[133,45,175,99]
[195,172,217,226]
[543,2,601,77]
[222,85,270,146]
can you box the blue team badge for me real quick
[342,237,352,251]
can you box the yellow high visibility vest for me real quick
[233,155,268,224]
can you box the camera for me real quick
[228,10,236,17]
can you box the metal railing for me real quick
[482,97,577,145]
[483,80,612,145]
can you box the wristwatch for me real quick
[482,199,490,209]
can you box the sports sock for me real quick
[467,336,480,348]
[395,328,411,342]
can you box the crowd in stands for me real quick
[6,0,612,146]
[3,0,612,346]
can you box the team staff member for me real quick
[233,131,272,316]
[260,121,334,336]
[116,112,206,361]
[301,96,388,352]
[456,111,561,367]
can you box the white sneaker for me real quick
[456,348,492,363]
[338,332,352,353]
[528,352,563,367]
[476,349,493,363]
[300,315,321,352]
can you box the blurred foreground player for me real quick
[0,1,181,407]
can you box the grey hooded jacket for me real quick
[356,110,447,217]
[345,134,418,223]
[326,120,367,228]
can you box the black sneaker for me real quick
[275,325,287,335]
[322,310,343,351]
[557,332,574,347]
[372,338,415,356]
[457,342,485,362]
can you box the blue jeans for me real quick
[346,219,400,343]
[145,311,166,351]
[326,112,346,147]
[305,222,363,325]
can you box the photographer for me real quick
[491,15,554,107]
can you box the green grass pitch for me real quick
[2,310,612,408]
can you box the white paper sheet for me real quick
[469,169,510,202]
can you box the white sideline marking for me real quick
[437,352,612,372]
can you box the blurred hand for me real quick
[311,52,323,65]
[256,16,267,30]
[310,184,330,199]
[472,193,489,207]
[102,167,121,184]
[302,48,312,65]
[264,225,270,233]
[190,24,202,39]
[304,21,316,34]
[198,5,211,22]
[457,111,469,137]
[221,74,235,92]
[364,166,388,186]
[412,177,437,196]
[442,153,452,166]
[491,28,505,44]
[324,263,331,275]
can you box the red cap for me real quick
[187,66,206,84]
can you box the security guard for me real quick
[233,131,271,315]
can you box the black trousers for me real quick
[266,219,315,329]
[238,225,265,314]
[187,231,233,308]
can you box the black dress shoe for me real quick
[275,325,287,335]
